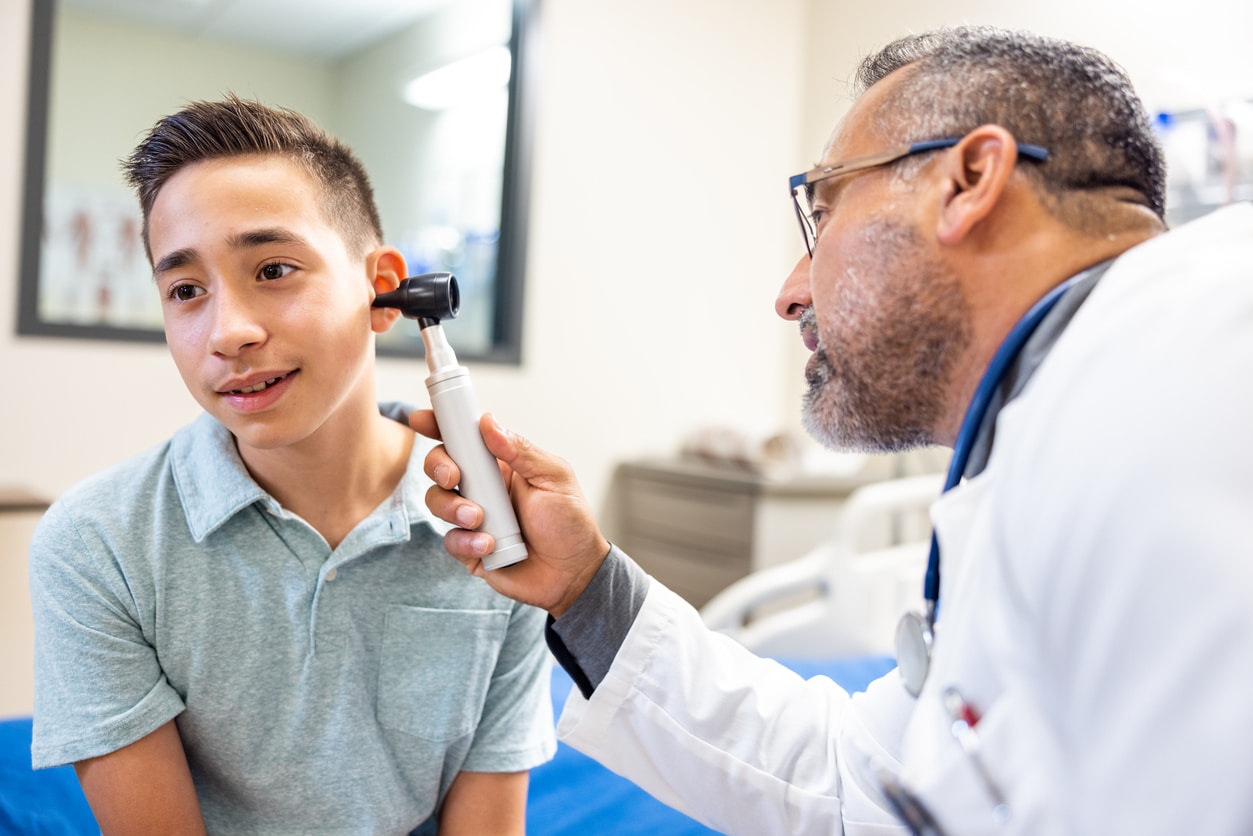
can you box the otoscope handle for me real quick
[426,366,528,570]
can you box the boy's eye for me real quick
[259,262,294,281]
[169,283,205,302]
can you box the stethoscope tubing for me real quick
[922,276,1084,612]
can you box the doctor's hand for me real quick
[411,410,611,618]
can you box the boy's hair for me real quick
[122,94,385,262]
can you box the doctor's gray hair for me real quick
[856,26,1166,223]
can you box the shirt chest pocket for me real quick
[901,683,1069,835]
[377,605,509,743]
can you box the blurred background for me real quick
[2,0,1251,717]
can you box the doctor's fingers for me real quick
[413,409,472,501]
[422,440,464,495]
[424,482,484,532]
[409,407,440,441]
[413,409,476,495]
[443,527,496,576]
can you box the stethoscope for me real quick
[894,276,1082,697]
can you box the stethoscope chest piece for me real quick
[896,609,934,698]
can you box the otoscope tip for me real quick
[371,273,460,322]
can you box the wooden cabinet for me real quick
[613,459,874,608]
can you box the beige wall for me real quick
[0,508,42,719]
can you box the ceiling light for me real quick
[403,46,512,111]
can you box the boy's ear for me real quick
[935,124,1018,246]
[366,247,406,334]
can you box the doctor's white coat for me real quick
[558,203,1253,835]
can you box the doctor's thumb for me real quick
[479,414,575,490]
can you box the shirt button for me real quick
[325,568,338,582]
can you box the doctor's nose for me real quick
[208,288,267,357]
[775,254,812,321]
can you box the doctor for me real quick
[417,26,1253,835]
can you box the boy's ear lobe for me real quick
[367,247,407,334]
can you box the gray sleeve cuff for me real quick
[545,544,650,697]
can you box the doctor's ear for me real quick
[367,247,406,334]
[935,125,1018,246]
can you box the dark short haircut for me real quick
[856,26,1166,220]
[122,94,384,262]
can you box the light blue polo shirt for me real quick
[29,406,555,834]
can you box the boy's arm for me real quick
[438,770,529,835]
[74,719,207,836]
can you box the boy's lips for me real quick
[215,370,299,414]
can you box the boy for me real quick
[28,96,554,834]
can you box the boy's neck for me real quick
[236,402,415,550]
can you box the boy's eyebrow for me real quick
[227,227,311,251]
[153,247,197,279]
[151,228,312,280]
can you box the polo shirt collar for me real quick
[169,409,448,544]
[170,413,268,542]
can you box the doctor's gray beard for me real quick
[800,221,971,453]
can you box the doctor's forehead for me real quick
[816,66,918,164]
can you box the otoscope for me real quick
[373,273,528,570]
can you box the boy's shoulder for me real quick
[32,432,182,570]
[56,435,177,512]
[49,413,234,532]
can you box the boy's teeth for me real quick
[235,375,281,394]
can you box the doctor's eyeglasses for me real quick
[788,138,1050,257]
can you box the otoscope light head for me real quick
[372,272,460,326]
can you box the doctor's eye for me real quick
[258,261,296,281]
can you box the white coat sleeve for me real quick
[557,581,915,835]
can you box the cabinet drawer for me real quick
[621,477,754,553]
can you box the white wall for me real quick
[802,0,1253,137]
